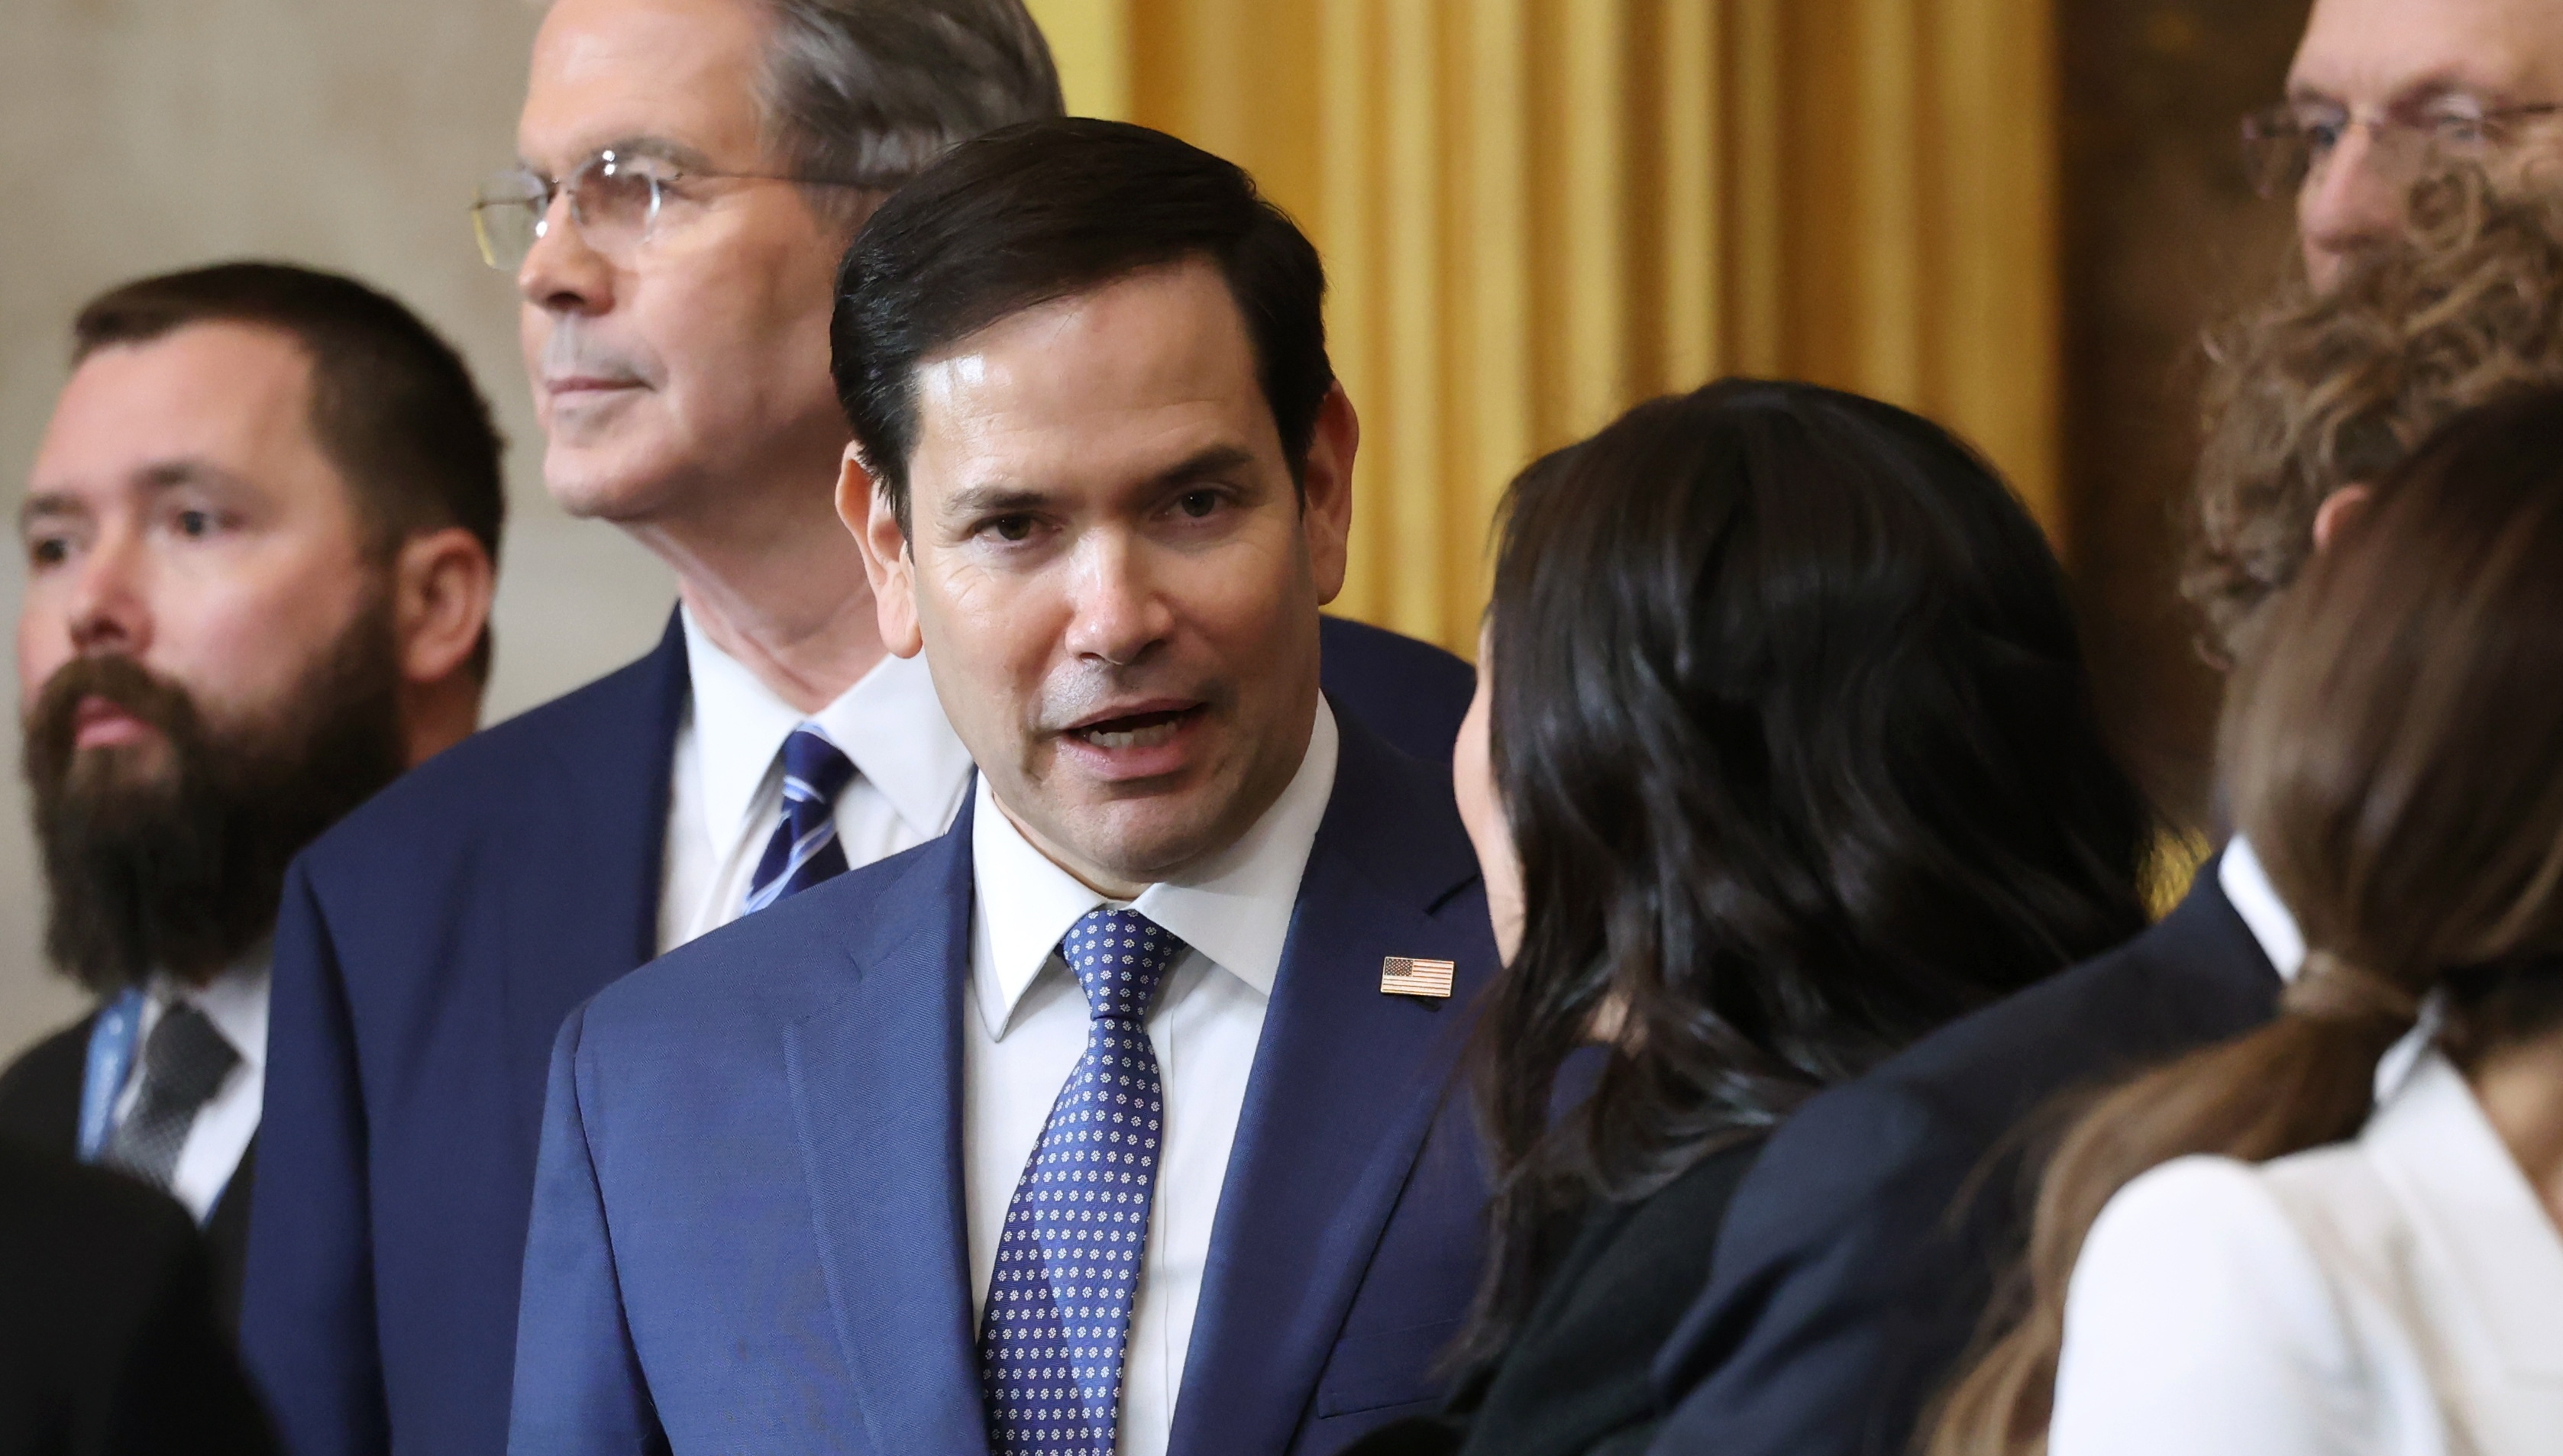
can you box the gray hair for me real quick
[759,0,1065,222]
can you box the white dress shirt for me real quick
[658,606,974,954]
[2223,838,2449,1097]
[108,958,267,1222]
[964,702,1340,1456]
[2220,835,2307,981]
[2051,1049,2563,1456]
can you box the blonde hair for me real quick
[2185,170,2563,666]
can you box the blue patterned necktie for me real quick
[742,726,857,914]
[981,908,1186,1455]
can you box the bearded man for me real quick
[0,263,503,1331]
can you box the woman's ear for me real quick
[2312,483,2374,552]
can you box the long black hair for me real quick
[1463,379,2152,1361]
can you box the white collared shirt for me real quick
[2222,838,2444,1097]
[2051,1049,2563,1455]
[964,702,1340,1456]
[108,958,267,1222]
[2219,836,2307,982]
[658,607,974,954]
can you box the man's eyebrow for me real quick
[521,136,719,176]
[939,447,1264,521]
[2287,70,2515,111]
[942,483,1052,520]
[18,492,85,531]
[137,459,250,492]
[2396,74,2516,109]
[1149,445,1259,492]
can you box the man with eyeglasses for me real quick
[2249,0,2563,289]
[238,3,1474,1454]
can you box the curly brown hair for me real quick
[2185,169,2563,667]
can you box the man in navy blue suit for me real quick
[241,5,1472,1455]
[508,118,1497,1455]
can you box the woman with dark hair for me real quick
[1932,389,2563,1456]
[1349,378,2154,1456]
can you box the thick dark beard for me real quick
[23,596,408,995]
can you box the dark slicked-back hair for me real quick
[832,118,1332,533]
[72,262,506,680]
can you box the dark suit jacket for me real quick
[1645,862,2282,1456]
[509,710,1496,1454]
[0,1141,274,1456]
[0,1017,257,1332]
[1343,1136,1767,1456]
[241,610,1475,1456]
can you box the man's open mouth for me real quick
[1070,705,1203,751]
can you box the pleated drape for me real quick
[1024,0,2061,654]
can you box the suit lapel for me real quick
[501,612,690,1137]
[561,608,690,970]
[1170,718,1490,1456]
[786,794,991,1456]
[2160,852,2285,1038]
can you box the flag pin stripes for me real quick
[1379,956,1456,998]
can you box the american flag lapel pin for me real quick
[1380,956,1456,999]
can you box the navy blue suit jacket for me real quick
[240,612,1470,1456]
[1645,862,2282,1456]
[509,709,1495,1454]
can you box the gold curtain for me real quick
[1023,0,2061,655]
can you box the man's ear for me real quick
[1298,385,1359,606]
[839,444,923,657]
[2312,483,2374,552]
[392,526,496,687]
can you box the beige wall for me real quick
[0,1,680,1060]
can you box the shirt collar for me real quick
[2363,1049,2563,1380]
[680,605,973,844]
[969,702,1340,1039]
[2219,835,2307,982]
[2224,836,2442,1098]
[149,953,271,1073]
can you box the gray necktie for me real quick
[99,1001,238,1191]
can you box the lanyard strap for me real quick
[76,988,147,1161]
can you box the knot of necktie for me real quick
[1058,907,1183,1024]
[743,725,858,915]
[99,1001,239,1191]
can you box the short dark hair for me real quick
[72,262,507,681]
[832,118,1332,532]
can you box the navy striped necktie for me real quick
[742,726,857,914]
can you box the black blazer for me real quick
[0,1141,273,1456]
[1645,861,2282,1456]
[241,610,1478,1456]
[1346,1137,1767,1456]
[0,1017,257,1333]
